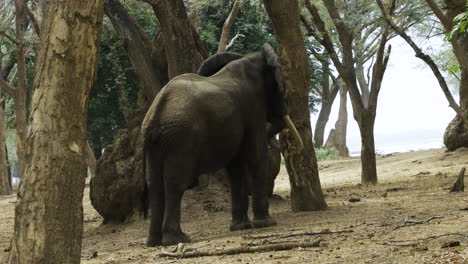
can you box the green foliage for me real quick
[88,2,155,155]
[305,38,326,114]
[315,147,340,161]
[446,2,468,41]
[194,0,275,54]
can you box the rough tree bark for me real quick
[8,0,103,263]
[306,0,392,184]
[151,0,208,78]
[0,98,11,195]
[91,0,208,222]
[263,0,327,211]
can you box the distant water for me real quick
[347,129,445,156]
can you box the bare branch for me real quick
[300,15,323,43]
[424,0,452,31]
[218,0,241,53]
[225,31,245,51]
[0,78,16,98]
[0,30,19,45]
[375,0,464,120]
[23,1,40,36]
[304,0,343,72]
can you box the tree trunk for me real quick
[443,0,468,150]
[325,81,349,157]
[13,0,28,179]
[0,102,11,195]
[8,0,103,263]
[151,0,208,78]
[358,113,377,184]
[263,0,327,211]
[314,59,339,148]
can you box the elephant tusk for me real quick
[283,115,304,151]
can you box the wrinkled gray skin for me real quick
[141,44,293,246]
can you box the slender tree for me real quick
[263,0,327,211]
[8,0,103,263]
[305,0,392,184]
[0,0,29,179]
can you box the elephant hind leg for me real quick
[161,156,193,245]
[146,147,165,247]
[226,160,252,231]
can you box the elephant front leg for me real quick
[251,157,277,228]
[227,163,252,231]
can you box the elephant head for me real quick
[197,44,303,149]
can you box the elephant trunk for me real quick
[283,115,304,151]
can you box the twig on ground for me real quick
[378,232,467,247]
[244,229,353,240]
[158,240,322,258]
[394,216,443,229]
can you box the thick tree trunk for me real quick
[8,0,103,263]
[359,114,377,184]
[263,0,327,211]
[0,103,11,195]
[443,0,468,149]
[152,0,208,78]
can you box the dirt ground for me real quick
[1,148,467,263]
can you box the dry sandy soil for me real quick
[1,148,467,263]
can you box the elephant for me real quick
[140,43,303,246]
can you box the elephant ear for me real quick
[262,43,280,68]
[197,52,244,77]
[262,43,284,93]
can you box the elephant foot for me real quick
[253,216,277,229]
[229,219,253,231]
[162,231,191,246]
[146,232,162,247]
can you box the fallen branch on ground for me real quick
[159,240,322,258]
[450,167,465,192]
[244,229,353,240]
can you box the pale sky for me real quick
[311,37,457,153]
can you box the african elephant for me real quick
[141,43,303,246]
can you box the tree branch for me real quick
[0,30,19,45]
[218,0,241,53]
[424,0,452,31]
[23,1,40,36]
[304,0,343,72]
[0,78,16,98]
[225,31,245,51]
[375,0,464,120]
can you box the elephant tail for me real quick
[141,172,149,218]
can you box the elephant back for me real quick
[197,52,244,77]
